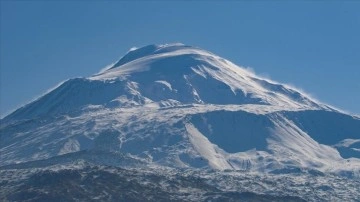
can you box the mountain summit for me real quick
[4,43,326,122]
[94,43,323,109]
[1,43,360,174]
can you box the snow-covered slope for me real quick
[1,43,359,177]
[3,44,325,122]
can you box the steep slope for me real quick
[1,43,359,177]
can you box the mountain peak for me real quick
[3,43,329,123]
[110,43,194,69]
[92,43,235,80]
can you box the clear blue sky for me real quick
[1,1,359,116]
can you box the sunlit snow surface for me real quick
[1,43,360,201]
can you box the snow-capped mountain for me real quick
[1,43,360,174]
[1,43,360,201]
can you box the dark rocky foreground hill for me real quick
[1,161,359,202]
